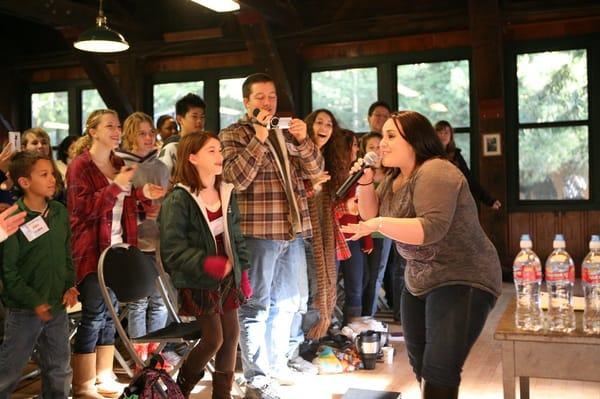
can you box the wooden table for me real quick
[494,299,600,399]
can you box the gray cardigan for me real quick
[377,158,502,297]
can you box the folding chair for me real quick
[97,243,202,377]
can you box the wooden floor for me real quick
[13,283,600,398]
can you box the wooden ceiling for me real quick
[0,0,599,66]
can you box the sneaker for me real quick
[244,383,281,399]
[288,356,318,375]
[270,367,299,386]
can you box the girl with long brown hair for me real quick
[158,132,252,398]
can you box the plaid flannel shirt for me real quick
[66,149,149,282]
[219,116,324,240]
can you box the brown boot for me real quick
[212,371,234,399]
[176,367,205,398]
[71,353,104,399]
[95,345,121,398]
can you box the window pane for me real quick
[454,132,470,168]
[397,60,470,127]
[518,126,588,200]
[153,81,204,121]
[81,89,107,130]
[219,78,245,129]
[517,49,588,123]
[312,68,377,132]
[31,91,69,147]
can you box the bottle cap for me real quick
[590,235,600,250]
[553,234,566,249]
[519,234,532,249]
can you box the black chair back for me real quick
[100,244,158,303]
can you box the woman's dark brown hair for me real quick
[173,131,221,194]
[391,111,446,166]
[434,120,457,160]
[304,109,349,195]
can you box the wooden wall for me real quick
[509,211,600,274]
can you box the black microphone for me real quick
[250,108,262,125]
[335,152,380,200]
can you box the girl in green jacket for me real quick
[159,132,252,399]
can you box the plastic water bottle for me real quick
[582,235,600,334]
[513,234,543,331]
[545,234,575,333]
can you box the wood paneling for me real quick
[302,30,471,61]
[29,65,119,83]
[509,211,600,272]
[144,52,252,73]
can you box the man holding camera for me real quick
[220,73,323,399]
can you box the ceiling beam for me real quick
[238,0,301,30]
[75,51,133,119]
[237,10,295,113]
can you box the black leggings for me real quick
[401,285,496,387]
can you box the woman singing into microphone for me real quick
[341,111,501,399]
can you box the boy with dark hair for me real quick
[0,151,78,397]
[367,100,391,134]
[159,92,206,174]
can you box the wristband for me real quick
[377,217,384,231]
[358,180,374,186]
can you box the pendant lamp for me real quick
[73,0,129,53]
[190,0,240,12]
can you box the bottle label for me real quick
[546,267,575,282]
[514,266,541,282]
[582,269,600,284]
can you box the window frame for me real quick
[302,47,477,170]
[147,66,254,133]
[505,35,600,212]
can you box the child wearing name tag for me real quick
[0,151,78,397]
[159,132,253,399]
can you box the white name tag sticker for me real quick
[19,215,49,242]
[209,216,224,237]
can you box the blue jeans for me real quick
[127,253,168,338]
[238,236,306,386]
[339,239,366,322]
[73,273,118,354]
[362,237,392,316]
[0,309,71,398]
[401,285,496,387]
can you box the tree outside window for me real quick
[516,49,588,200]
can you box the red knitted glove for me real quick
[241,270,253,299]
[203,256,229,279]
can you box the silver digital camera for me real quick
[268,116,292,130]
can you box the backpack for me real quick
[119,356,185,399]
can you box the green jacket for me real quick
[158,182,251,290]
[1,198,75,315]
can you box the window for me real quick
[30,91,69,147]
[516,49,588,201]
[219,78,245,129]
[397,60,471,165]
[311,67,377,132]
[153,81,204,122]
[81,89,107,130]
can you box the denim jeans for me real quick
[73,273,118,354]
[339,239,366,321]
[238,236,306,387]
[362,237,392,316]
[127,252,168,338]
[386,245,406,320]
[0,308,71,398]
[401,285,496,387]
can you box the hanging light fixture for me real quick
[74,0,129,53]
[190,0,240,13]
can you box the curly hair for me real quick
[305,109,351,196]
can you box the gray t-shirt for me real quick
[377,158,502,297]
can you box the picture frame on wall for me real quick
[482,133,501,156]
